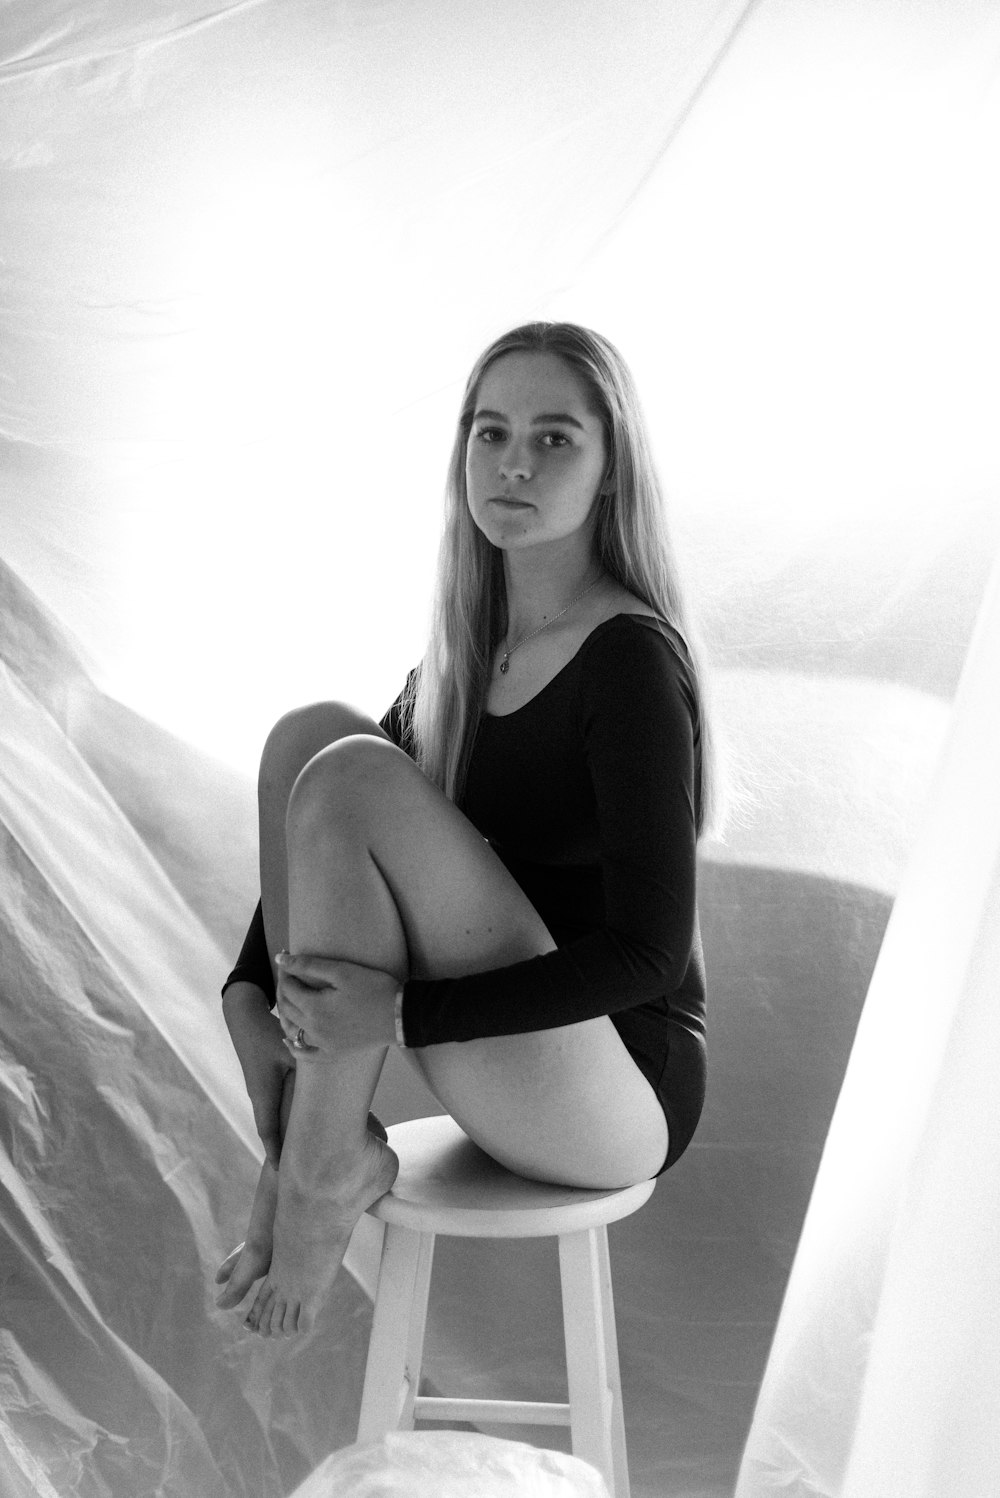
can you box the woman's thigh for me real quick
[407,1024,669,1190]
[301,730,669,1189]
[258,700,396,969]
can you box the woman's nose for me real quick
[498,440,532,482]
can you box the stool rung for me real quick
[414,1395,572,1427]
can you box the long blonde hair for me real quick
[404,321,722,835]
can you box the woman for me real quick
[216,321,717,1339]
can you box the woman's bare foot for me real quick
[215,1112,388,1314]
[243,1131,398,1338]
[215,1157,278,1309]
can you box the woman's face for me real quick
[465,351,609,558]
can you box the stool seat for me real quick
[358,1115,656,1498]
[368,1114,656,1237]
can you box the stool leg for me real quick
[559,1226,630,1498]
[594,1224,631,1498]
[397,1230,435,1430]
[357,1225,435,1442]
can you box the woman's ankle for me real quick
[280,1127,373,1192]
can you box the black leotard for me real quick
[224,614,707,1172]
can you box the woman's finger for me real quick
[276,980,318,1021]
[277,1010,309,1047]
[278,973,327,1003]
[276,988,302,1021]
[277,1003,320,1045]
[276,970,320,1006]
[276,951,340,987]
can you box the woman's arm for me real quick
[219,676,415,1008]
[219,677,416,1152]
[398,620,703,1046]
[222,899,276,1006]
[222,980,291,1165]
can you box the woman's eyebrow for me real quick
[473,408,585,429]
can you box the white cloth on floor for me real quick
[287,1431,610,1498]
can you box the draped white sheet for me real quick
[735,556,1000,1498]
[1,2,998,1495]
[286,1431,611,1498]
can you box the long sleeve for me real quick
[220,682,414,1002]
[399,616,703,1047]
[222,896,276,1004]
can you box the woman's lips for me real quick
[491,496,533,508]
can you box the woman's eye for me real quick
[472,427,570,448]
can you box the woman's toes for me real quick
[216,1273,250,1310]
[244,1279,274,1333]
[263,1295,287,1338]
[259,1291,281,1338]
[216,1239,272,1310]
[214,1243,244,1285]
[217,1266,255,1310]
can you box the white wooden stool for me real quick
[356,1115,655,1498]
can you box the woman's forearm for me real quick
[223,981,283,1060]
[222,901,276,1005]
[223,981,292,1164]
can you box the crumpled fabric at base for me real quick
[287,1430,611,1498]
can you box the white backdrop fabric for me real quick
[1,2,998,1496]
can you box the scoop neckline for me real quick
[482,612,671,721]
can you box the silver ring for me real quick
[292,1026,307,1050]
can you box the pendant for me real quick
[499,655,509,675]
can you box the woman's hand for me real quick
[275,952,400,1055]
[222,980,294,1167]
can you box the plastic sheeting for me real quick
[1,2,999,1495]
[735,544,1000,1498]
[286,1432,611,1498]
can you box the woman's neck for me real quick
[502,548,605,642]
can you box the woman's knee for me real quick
[285,733,403,839]
[259,701,384,801]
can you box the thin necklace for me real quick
[498,574,604,676]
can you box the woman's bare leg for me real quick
[247,724,668,1336]
[242,717,412,1337]
[214,1068,294,1307]
[247,751,408,1336]
[258,703,388,983]
[215,1074,390,1312]
[216,704,392,1317]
